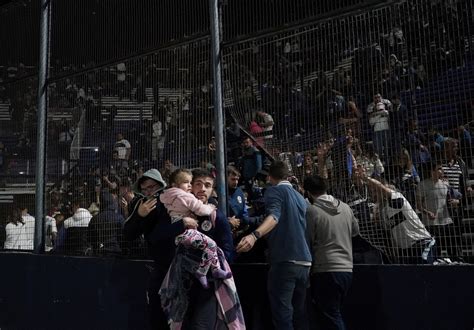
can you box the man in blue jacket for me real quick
[237,160,312,330]
[182,168,234,329]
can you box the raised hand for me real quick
[137,198,157,217]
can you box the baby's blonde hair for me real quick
[169,168,192,187]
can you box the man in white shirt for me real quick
[367,93,392,161]
[113,133,131,169]
[45,213,58,252]
[63,201,93,229]
[416,162,460,258]
[20,207,35,250]
[60,200,92,255]
[416,162,453,226]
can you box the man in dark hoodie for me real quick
[122,169,198,329]
[304,175,359,330]
[88,191,124,256]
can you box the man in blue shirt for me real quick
[237,160,312,330]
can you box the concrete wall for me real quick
[0,253,473,330]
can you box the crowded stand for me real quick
[0,0,473,267]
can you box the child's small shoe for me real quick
[196,274,209,289]
[212,268,232,280]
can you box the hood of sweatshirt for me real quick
[73,208,93,221]
[313,194,341,215]
[132,168,167,196]
[101,191,118,212]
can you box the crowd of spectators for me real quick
[222,0,474,262]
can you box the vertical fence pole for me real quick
[34,0,51,253]
[209,0,227,214]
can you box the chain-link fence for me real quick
[1,0,473,264]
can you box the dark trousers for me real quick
[182,280,218,329]
[427,224,461,258]
[147,266,169,330]
[267,263,310,330]
[310,272,352,330]
[399,238,436,264]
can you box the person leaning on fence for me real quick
[87,191,124,256]
[237,160,312,330]
[304,175,359,330]
[123,168,198,329]
[55,200,93,255]
[353,166,435,264]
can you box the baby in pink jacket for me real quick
[160,168,232,288]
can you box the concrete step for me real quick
[462,218,474,226]
[48,111,73,120]
[462,232,474,242]
[0,194,13,204]
[461,249,474,256]
[465,204,474,212]
[101,108,153,114]
[0,103,11,120]
[115,116,152,121]
[101,99,154,106]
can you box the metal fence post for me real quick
[209,0,227,215]
[34,0,51,253]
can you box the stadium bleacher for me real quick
[0,102,10,121]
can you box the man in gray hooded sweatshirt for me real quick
[303,175,359,330]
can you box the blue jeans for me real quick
[267,262,310,330]
[310,272,352,330]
